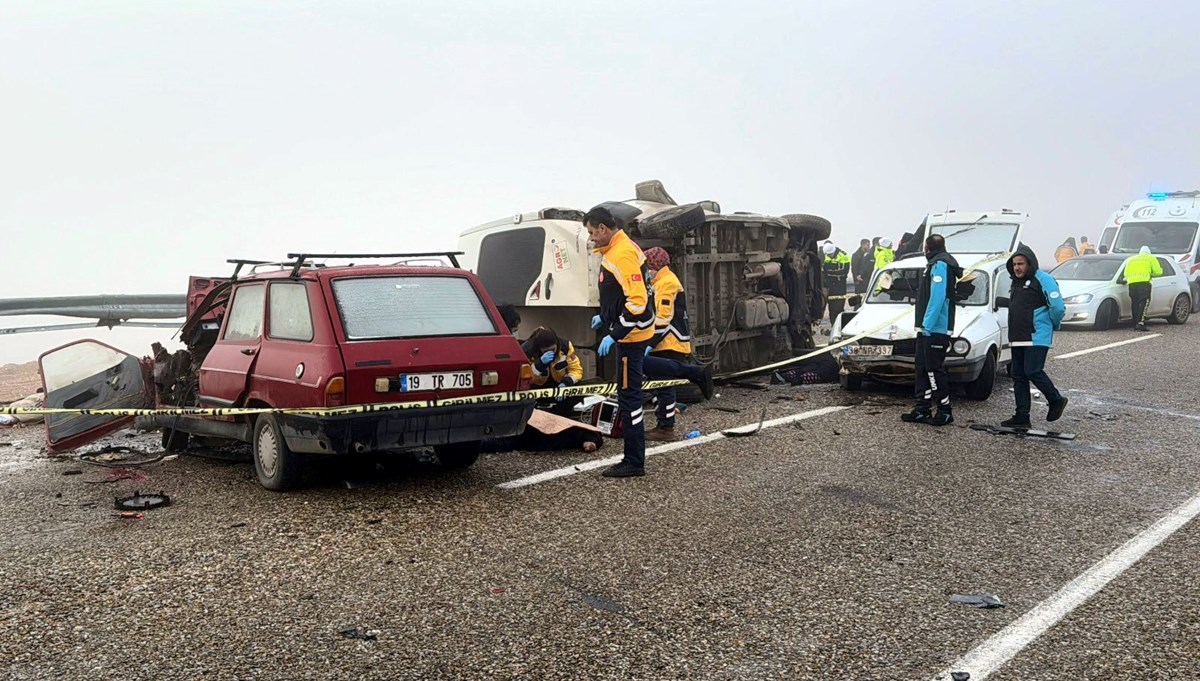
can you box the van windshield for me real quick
[1112,221,1198,255]
[928,223,1020,253]
[332,276,498,340]
[867,268,988,305]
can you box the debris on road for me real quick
[722,407,767,438]
[951,672,971,681]
[709,406,741,413]
[949,593,1005,609]
[339,627,379,641]
[684,431,702,439]
[117,512,144,520]
[114,491,171,511]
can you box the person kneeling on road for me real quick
[521,326,585,415]
[1003,245,1068,427]
[640,247,715,442]
[902,234,961,427]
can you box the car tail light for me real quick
[518,363,533,391]
[325,376,346,407]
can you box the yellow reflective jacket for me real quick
[650,266,692,355]
[1124,253,1163,284]
[874,247,894,270]
[524,339,584,387]
[594,230,655,344]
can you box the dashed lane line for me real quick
[1054,333,1161,360]
[496,405,850,490]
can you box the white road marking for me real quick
[932,489,1200,680]
[1054,333,1160,360]
[497,405,849,490]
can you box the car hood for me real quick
[1056,280,1114,299]
[842,303,990,341]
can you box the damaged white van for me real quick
[831,210,1025,401]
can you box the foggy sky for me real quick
[3,0,1198,364]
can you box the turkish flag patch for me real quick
[631,274,642,282]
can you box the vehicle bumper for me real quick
[279,400,537,454]
[1060,304,1097,327]
[838,354,987,384]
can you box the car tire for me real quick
[962,350,997,401]
[252,414,302,491]
[434,441,482,469]
[1192,283,1200,314]
[638,204,707,239]
[781,214,833,241]
[1092,300,1117,331]
[161,427,190,452]
[839,373,864,391]
[1168,294,1191,325]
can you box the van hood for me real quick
[841,301,988,340]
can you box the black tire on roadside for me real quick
[638,204,707,239]
[1167,294,1191,325]
[434,441,482,469]
[781,214,833,242]
[161,427,190,452]
[962,350,997,401]
[252,414,303,491]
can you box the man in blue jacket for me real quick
[902,234,962,426]
[1003,245,1068,427]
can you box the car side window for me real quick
[268,283,315,342]
[223,284,266,341]
[1155,257,1173,277]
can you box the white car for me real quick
[1053,254,1192,329]
[831,209,1025,401]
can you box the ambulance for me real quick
[1110,191,1200,312]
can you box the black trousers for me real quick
[914,333,951,411]
[1011,346,1062,417]
[1129,282,1151,325]
[826,282,847,321]
[615,341,647,467]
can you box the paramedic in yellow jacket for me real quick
[641,247,714,442]
[521,327,583,388]
[585,205,655,478]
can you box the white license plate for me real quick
[844,345,893,357]
[399,372,473,392]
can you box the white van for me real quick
[1099,205,1127,253]
[831,210,1025,401]
[1110,191,1200,312]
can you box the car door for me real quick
[38,340,151,453]
[1150,258,1176,314]
[252,280,339,408]
[198,282,265,407]
[993,269,1013,363]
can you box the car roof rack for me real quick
[226,259,273,280]
[284,252,464,278]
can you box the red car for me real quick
[39,253,536,490]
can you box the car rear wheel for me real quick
[637,204,707,239]
[1092,299,1118,331]
[1168,294,1191,325]
[434,441,482,469]
[253,414,302,491]
[161,427,190,452]
[781,214,833,241]
[839,373,863,391]
[962,350,997,401]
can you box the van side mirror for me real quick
[995,296,1010,309]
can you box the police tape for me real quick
[2,252,1011,418]
[0,379,692,418]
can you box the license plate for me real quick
[399,372,473,392]
[844,345,893,357]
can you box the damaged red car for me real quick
[39,253,536,490]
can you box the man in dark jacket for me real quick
[822,242,852,321]
[902,234,962,426]
[1004,245,1068,427]
[850,239,874,294]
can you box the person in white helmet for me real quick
[822,242,852,322]
[874,238,895,270]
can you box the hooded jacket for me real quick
[914,250,963,335]
[1006,244,1066,347]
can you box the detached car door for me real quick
[199,282,265,407]
[38,340,151,453]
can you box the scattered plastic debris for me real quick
[61,469,83,476]
[710,406,741,413]
[339,627,379,641]
[951,673,971,681]
[685,431,702,439]
[115,491,171,511]
[949,593,1005,609]
[722,407,767,438]
[117,512,144,520]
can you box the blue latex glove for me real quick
[555,380,573,401]
[919,329,931,337]
[644,346,652,356]
[598,336,616,357]
[539,350,556,366]
[590,315,603,331]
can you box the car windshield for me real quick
[332,276,498,340]
[1112,221,1198,254]
[928,222,1020,253]
[867,268,988,305]
[1050,259,1123,281]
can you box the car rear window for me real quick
[332,276,498,340]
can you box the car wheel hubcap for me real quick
[1176,299,1189,318]
[257,427,279,477]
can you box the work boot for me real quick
[601,461,646,478]
[1001,415,1031,428]
[900,408,932,423]
[699,364,716,400]
[1047,397,1069,423]
[645,426,678,442]
[927,409,954,426]
[1135,323,1149,332]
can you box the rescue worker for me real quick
[1079,236,1098,255]
[851,239,874,294]
[498,304,522,336]
[584,205,655,478]
[1003,245,1068,428]
[1098,245,1110,254]
[822,242,852,321]
[641,247,714,442]
[1125,246,1162,331]
[901,234,961,426]
[521,327,583,389]
[874,238,895,271]
[1054,237,1078,264]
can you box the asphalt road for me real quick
[2,318,1198,680]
